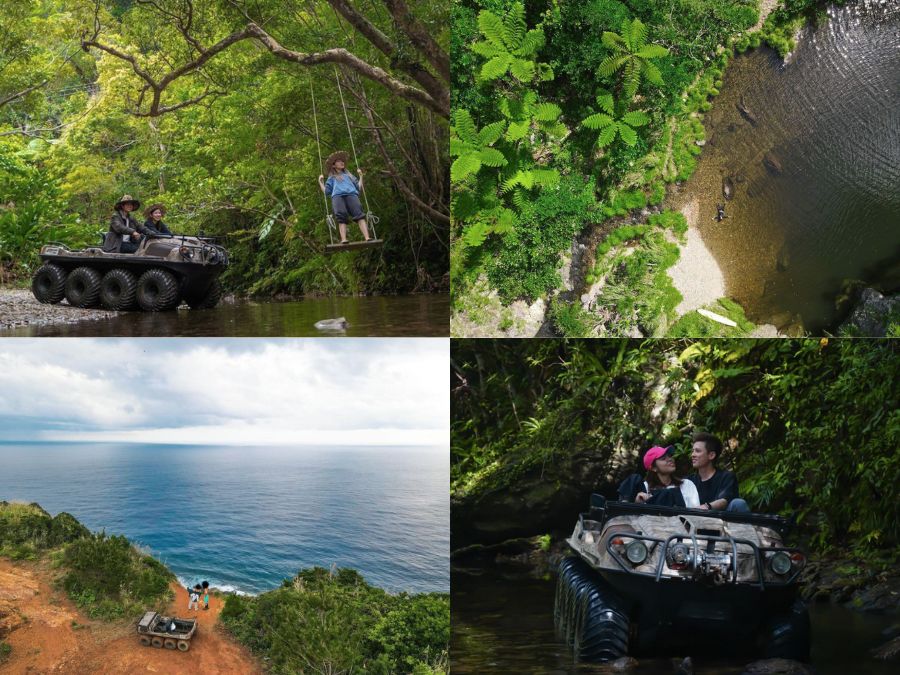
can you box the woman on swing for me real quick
[318,151,371,244]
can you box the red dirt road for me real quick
[0,558,261,674]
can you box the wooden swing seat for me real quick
[324,238,384,254]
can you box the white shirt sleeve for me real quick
[680,480,700,508]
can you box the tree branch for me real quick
[380,0,449,83]
[0,80,49,109]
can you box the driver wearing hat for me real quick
[102,194,144,253]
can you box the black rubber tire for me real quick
[150,636,164,648]
[186,278,222,310]
[163,638,177,650]
[136,268,180,311]
[762,599,811,661]
[139,635,151,647]
[554,556,629,662]
[64,266,102,308]
[177,640,190,652]
[31,263,67,304]
[100,268,138,310]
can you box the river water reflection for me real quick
[1,294,449,337]
[670,0,900,333]
[451,569,896,674]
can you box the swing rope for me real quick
[333,66,379,239]
[309,76,337,245]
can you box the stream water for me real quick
[451,569,897,674]
[0,294,449,337]
[670,0,900,333]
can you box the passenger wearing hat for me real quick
[102,194,144,253]
[317,151,371,244]
[617,445,700,508]
[143,203,172,236]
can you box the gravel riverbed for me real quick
[0,288,120,332]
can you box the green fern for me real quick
[598,18,668,99]
[450,110,509,183]
[581,91,649,148]
[472,3,553,84]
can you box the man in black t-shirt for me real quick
[687,432,750,513]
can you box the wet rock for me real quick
[722,176,735,201]
[840,287,900,337]
[763,152,784,175]
[314,317,349,330]
[695,139,706,147]
[737,96,758,125]
[872,635,900,660]
[741,658,814,674]
[776,244,790,272]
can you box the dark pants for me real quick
[331,194,364,224]
[119,236,142,253]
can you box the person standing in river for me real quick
[318,151,371,245]
[102,194,144,253]
[687,432,750,512]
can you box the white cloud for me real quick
[0,339,448,445]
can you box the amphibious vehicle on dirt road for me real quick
[137,611,197,651]
[555,496,810,663]
[31,234,228,311]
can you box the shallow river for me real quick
[671,0,900,333]
[451,569,896,674]
[1,294,449,337]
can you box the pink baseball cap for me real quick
[643,445,675,470]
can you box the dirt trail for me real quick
[0,558,260,674]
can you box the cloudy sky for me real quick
[0,339,448,447]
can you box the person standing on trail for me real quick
[103,194,144,253]
[318,151,371,245]
[202,580,210,611]
[188,584,201,611]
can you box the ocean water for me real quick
[0,443,449,595]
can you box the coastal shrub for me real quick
[0,640,10,665]
[367,594,450,674]
[221,567,450,675]
[62,533,173,619]
[548,299,592,337]
[0,502,89,550]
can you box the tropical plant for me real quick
[581,91,650,147]
[471,2,553,84]
[598,18,669,99]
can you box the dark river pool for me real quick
[451,569,897,674]
[1,294,449,337]
[670,0,900,333]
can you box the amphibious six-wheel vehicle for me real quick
[555,496,810,662]
[137,611,197,651]
[31,233,228,311]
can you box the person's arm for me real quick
[319,175,330,195]
[159,221,172,235]
[110,213,131,235]
[711,471,739,509]
[356,169,364,192]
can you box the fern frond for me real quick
[622,110,650,127]
[582,113,614,130]
[597,123,618,147]
[601,31,625,51]
[450,153,482,183]
[618,122,638,147]
[515,29,545,57]
[478,148,508,167]
[596,93,615,115]
[598,55,627,78]
[630,19,648,50]
[642,61,664,87]
[477,11,507,49]
[470,40,502,59]
[480,55,512,81]
[449,137,471,157]
[638,44,669,59]
[451,110,479,144]
[477,121,507,146]
[533,102,562,122]
[505,120,530,141]
[509,58,536,82]
[502,3,527,50]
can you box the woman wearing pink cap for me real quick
[619,445,700,508]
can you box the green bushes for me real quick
[668,298,755,337]
[548,299,592,337]
[0,640,10,665]
[0,502,89,552]
[62,533,173,620]
[486,175,596,302]
[220,567,450,675]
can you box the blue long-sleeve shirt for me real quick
[324,171,360,197]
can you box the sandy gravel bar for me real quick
[0,288,119,332]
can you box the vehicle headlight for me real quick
[770,551,791,575]
[625,540,648,565]
[179,246,194,259]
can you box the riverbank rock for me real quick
[872,635,900,660]
[839,287,900,336]
[742,658,814,675]
[0,288,120,332]
[763,152,783,175]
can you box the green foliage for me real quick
[548,299,592,337]
[597,18,668,99]
[62,532,174,620]
[0,502,90,550]
[471,3,552,84]
[486,175,596,302]
[581,91,650,148]
[0,640,10,665]
[221,566,450,675]
[668,298,755,337]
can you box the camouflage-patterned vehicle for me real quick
[555,496,810,662]
[137,610,197,651]
[31,234,228,311]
